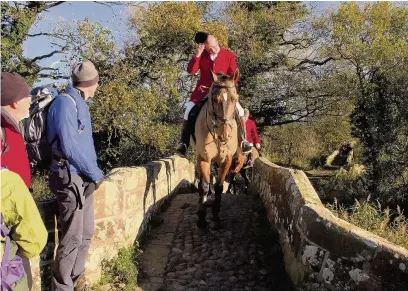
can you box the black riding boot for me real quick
[235,114,252,153]
[176,120,190,157]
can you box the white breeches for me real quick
[183,100,245,120]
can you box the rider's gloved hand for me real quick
[195,43,205,58]
[256,143,261,150]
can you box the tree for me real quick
[1,1,135,85]
[325,2,408,205]
[1,1,65,85]
[224,2,342,128]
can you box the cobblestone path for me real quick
[138,193,293,291]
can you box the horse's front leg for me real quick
[197,157,211,228]
[213,157,232,223]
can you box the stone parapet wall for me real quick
[251,158,408,291]
[31,156,196,291]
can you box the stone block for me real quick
[31,156,196,289]
[94,181,123,220]
[94,217,125,242]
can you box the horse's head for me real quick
[208,69,240,143]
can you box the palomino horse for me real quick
[195,69,240,228]
[227,147,260,194]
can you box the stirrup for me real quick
[176,143,187,156]
[241,141,252,154]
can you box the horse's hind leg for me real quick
[197,158,211,228]
[226,172,236,194]
[242,168,250,194]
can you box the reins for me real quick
[205,83,237,146]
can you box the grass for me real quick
[31,174,55,201]
[327,197,408,249]
[94,245,141,291]
[317,164,368,204]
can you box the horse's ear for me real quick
[210,70,218,82]
[232,69,239,83]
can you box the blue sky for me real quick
[24,1,341,86]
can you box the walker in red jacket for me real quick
[1,72,32,187]
[243,109,261,150]
[176,32,252,156]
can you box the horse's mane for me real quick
[215,73,232,83]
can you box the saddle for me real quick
[187,97,208,143]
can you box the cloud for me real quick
[50,60,60,68]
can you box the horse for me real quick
[194,69,241,228]
[227,147,260,195]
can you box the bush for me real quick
[317,165,367,204]
[261,112,353,170]
[95,246,140,291]
[327,198,408,249]
[262,123,322,169]
[31,174,54,201]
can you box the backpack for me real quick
[23,86,59,171]
[24,86,78,171]
[1,212,25,291]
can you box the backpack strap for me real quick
[1,213,12,269]
[49,92,79,150]
[59,92,78,113]
[1,127,9,154]
[1,212,23,291]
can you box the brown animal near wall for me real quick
[194,69,240,229]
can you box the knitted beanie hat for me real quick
[72,61,99,87]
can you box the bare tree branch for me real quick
[40,1,65,12]
[27,47,67,64]
[37,73,70,79]
[28,32,69,41]
[294,57,334,68]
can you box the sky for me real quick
[24,1,342,87]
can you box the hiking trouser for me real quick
[49,173,95,291]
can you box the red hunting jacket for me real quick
[245,118,260,145]
[1,109,31,187]
[187,46,238,103]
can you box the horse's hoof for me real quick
[211,216,221,223]
[213,222,222,230]
[212,217,222,230]
[197,220,208,229]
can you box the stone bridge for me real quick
[32,156,408,291]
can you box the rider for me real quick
[243,108,261,150]
[175,32,252,156]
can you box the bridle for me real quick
[205,83,237,145]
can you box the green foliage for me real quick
[325,2,408,206]
[95,246,140,291]
[30,174,54,201]
[328,198,408,249]
[262,112,353,169]
[54,18,117,69]
[263,123,322,169]
[318,165,368,204]
[1,2,41,85]
[326,2,408,72]
[1,2,67,84]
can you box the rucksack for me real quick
[1,211,25,291]
[24,86,78,171]
[23,86,59,171]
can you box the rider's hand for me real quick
[195,43,205,58]
[256,143,261,150]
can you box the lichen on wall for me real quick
[251,157,408,291]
